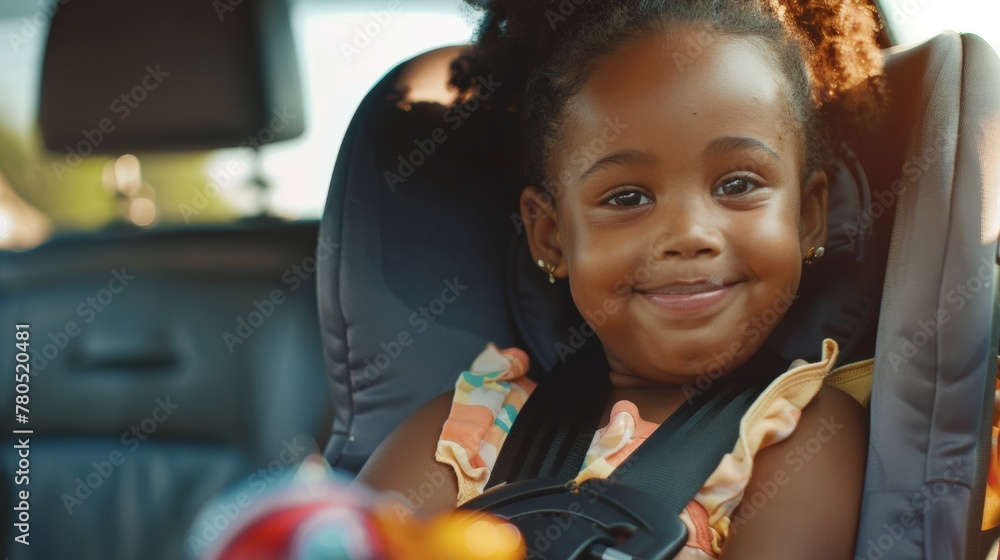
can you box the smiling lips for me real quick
[638,276,741,315]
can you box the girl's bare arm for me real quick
[354,390,459,516]
[721,385,869,559]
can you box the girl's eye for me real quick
[713,177,758,196]
[605,191,652,207]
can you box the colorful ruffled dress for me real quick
[435,339,874,559]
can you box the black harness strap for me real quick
[608,374,770,512]
[488,341,784,501]
[486,343,609,488]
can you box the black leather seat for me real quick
[1,222,329,560]
[319,34,1000,558]
[0,1,329,559]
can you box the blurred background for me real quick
[0,0,996,245]
[0,0,477,243]
[0,0,997,559]
[0,0,1000,245]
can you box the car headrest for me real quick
[38,0,304,153]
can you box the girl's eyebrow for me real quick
[705,136,781,160]
[577,137,778,182]
[578,149,654,182]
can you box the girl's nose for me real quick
[650,202,725,259]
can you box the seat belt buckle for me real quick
[460,477,688,560]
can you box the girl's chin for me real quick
[600,323,769,379]
[643,343,755,378]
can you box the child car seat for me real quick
[317,33,1000,558]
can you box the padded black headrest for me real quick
[38,0,304,153]
[318,45,526,472]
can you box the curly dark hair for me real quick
[450,0,887,187]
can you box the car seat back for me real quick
[0,223,330,560]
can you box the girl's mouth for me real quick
[638,278,742,315]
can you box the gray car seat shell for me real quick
[318,34,1000,558]
[853,33,1000,559]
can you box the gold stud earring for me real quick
[804,246,825,265]
[537,259,556,283]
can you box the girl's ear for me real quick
[799,170,829,256]
[521,186,566,279]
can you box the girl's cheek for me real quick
[742,201,800,249]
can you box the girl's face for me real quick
[523,28,828,387]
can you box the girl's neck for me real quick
[604,383,689,426]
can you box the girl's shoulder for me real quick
[704,341,869,558]
[696,339,866,508]
[719,378,868,558]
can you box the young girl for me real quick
[359,0,886,557]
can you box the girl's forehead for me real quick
[554,30,802,174]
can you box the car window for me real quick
[878,0,1000,51]
[0,0,996,251]
[0,0,471,248]
[238,0,473,221]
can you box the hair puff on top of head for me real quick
[450,0,888,179]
